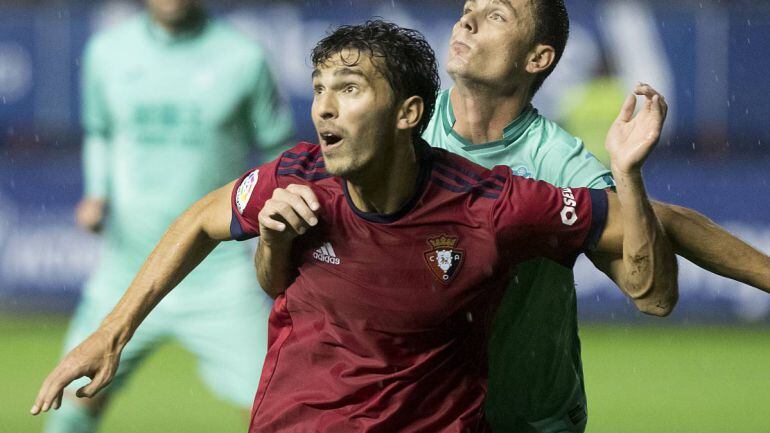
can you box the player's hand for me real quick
[30,330,121,415]
[75,197,107,233]
[258,184,320,248]
[605,83,668,175]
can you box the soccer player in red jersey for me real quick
[33,21,676,432]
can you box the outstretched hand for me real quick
[31,330,121,415]
[605,83,669,174]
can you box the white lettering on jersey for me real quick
[313,242,341,265]
[560,188,578,226]
[236,170,259,214]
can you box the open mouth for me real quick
[320,132,343,147]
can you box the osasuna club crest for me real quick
[423,235,465,285]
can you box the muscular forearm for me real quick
[654,202,770,293]
[614,171,678,315]
[256,240,294,299]
[97,198,223,347]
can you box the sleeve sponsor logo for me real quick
[236,170,259,214]
[560,188,578,226]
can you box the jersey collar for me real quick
[343,139,432,224]
[440,87,539,151]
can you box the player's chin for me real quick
[322,156,350,177]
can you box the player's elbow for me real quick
[633,281,679,317]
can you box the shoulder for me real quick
[428,147,507,199]
[208,20,268,63]
[273,142,332,184]
[528,113,583,159]
[86,14,145,55]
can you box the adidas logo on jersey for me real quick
[313,242,341,265]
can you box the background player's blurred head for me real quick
[310,20,439,178]
[145,0,203,32]
[447,0,568,99]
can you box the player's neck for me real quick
[345,136,422,216]
[150,7,206,36]
[450,83,531,145]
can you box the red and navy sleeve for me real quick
[491,166,608,267]
[230,156,282,241]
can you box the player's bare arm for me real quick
[31,181,235,415]
[591,84,679,317]
[591,201,770,308]
[255,184,320,298]
[651,202,770,293]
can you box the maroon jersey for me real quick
[231,141,607,433]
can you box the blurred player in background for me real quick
[423,0,770,431]
[45,0,294,432]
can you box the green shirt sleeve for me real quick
[249,53,295,161]
[81,39,111,199]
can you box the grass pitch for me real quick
[1,315,768,433]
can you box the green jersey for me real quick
[81,15,294,301]
[423,89,613,432]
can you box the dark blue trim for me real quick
[433,159,505,189]
[492,174,507,183]
[283,151,313,159]
[433,163,504,192]
[431,178,500,200]
[585,189,609,251]
[230,209,253,241]
[278,158,326,169]
[276,169,332,181]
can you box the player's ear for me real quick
[525,44,555,75]
[396,96,424,132]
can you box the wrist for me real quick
[610,165,643,182]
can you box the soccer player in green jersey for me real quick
[45,1,294,432]
[422,1,770,432]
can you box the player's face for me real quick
[311,50,399,178]
[447,0,535,87]
[145,0,199,28]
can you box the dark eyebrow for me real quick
[311,67,368,81]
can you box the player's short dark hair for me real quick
[529,0,569,95]
[311,20,440,140]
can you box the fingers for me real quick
[617,93,636,123]
[76,373,109,398]
[259,185,320,235]
[31,368,74,415]
[286,184,320,212]
[633,83,668,119]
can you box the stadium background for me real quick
[0,0,768,431]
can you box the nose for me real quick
[458,10,477,33]
[314,92,338,121]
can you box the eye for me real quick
[342,84,358,94]
[313,85,324,95]
[462,7,472,15]
[489,12,506,22]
